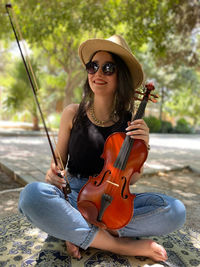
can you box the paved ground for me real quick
[0,128,200,231]
[0,167,23,218]
[1,160,200,232]
[0,130,199,185]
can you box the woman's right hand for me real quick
[45,162,66,190]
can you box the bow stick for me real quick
[5,3,71,198]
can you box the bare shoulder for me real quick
[63,103,79,116]
[61,103,79,129]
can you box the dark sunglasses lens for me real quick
[102,63,116,75]
[86,62,98,74]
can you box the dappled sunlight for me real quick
[150,134,200,150]
[1,137,46,145]
[172,190,197,198]
[187,229,200,249]
[0,195,20,216]
[133,168,200,232]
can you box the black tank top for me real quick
[67,112,132,177]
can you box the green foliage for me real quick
[161,120,173,133]
[1,57,41,129]
[1,0,199,66]
[174,118,193,134]
[0,0,199,126]
[2,59,39,113]
[144,116,194,133]
[144,116,161,133]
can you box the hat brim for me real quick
[78,38,144,89]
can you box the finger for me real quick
[126,129,148,136]
[126,123,149,132]
[128,134,149,145]
[133,119,147,125]
[51,162,60,174]
[46,172,66,188]
[129,119,149,129]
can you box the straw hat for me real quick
[78,34,144,89]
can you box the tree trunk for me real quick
[32,115,40,131]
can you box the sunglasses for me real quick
[85,61,116,76]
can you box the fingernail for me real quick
[62,183,66,187]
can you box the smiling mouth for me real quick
[94,80,107,85]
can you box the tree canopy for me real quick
[0,0,199,128]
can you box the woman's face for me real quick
[87,51,117,98]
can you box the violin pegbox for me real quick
[134,82,159,103]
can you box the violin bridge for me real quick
[106,180,119,187]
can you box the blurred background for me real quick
[0,0,199,133]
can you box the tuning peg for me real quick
[148,97,158,103]
[150,93,159,98]
[135,90,145,95]
[145,82,155,91]
[133,96,142,101]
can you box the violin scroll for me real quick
[134,82,159,103]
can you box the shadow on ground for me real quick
[0,166,200,232]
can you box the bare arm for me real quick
[45,103,79,189]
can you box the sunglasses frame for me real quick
[85,61,117,76]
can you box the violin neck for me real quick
[113,98,148,170]
[132,98,148,121]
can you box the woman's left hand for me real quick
[126,119,149,146]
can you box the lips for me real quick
[94,79,107,85]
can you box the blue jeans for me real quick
[19,174,186,250]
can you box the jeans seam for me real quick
[79,225,99,250]
[118,205,170,237]
[133,205,170,221]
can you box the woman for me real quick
[19,35,186,262]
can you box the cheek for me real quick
[88,75,93,88]
[110,75,117,91]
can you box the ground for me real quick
[0,167,23,218]
[0,166,200,232]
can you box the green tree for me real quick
[1,0,199,104]
[165,67,200,127]
[3,59,41,130]
[1,0,199,125]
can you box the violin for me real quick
[77,83,158,230]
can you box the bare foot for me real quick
[113,238,168,262]
[129,239,168,262]
[90,229,168,262]
[65,241,81,259]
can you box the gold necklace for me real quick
[89,105,113,127]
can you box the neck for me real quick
[93,97,114,121]
[88,96,116,127]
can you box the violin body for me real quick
[77,132,148,230]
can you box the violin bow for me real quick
[5,3,71,198]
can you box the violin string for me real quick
[110,96,150,198]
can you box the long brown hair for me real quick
[73,52,135,128]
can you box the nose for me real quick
[95,65,104,76]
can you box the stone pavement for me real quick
[0,128,200,185]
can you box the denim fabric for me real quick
[19,174,186,250]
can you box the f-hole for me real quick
[121,176,128,199]
[94,170,111,186]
